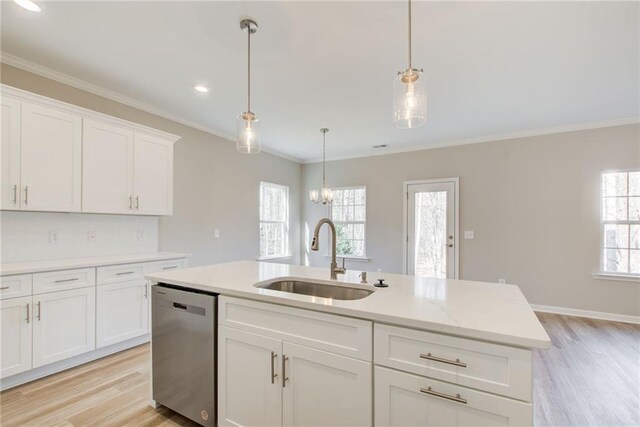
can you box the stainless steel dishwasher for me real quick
[152,283,216,427]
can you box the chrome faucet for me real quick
[311,218,346,280]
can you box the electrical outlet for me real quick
[49,230,60,244]
[498,278,507,284]
[137,229,145,241]
[214,229,220,239]
[87,231,97,243]
[464,230,474,240]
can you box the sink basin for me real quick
[256,280,373,300]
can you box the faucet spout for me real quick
[311,218,346,280]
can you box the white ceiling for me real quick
[1,1,638,163]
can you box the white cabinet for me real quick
[1,95,21,210]
[96,280,148,348]
[82,119,134,214]
[32,287,95,368]
[20,102,82,212]
[282,342,371,427]
[374,366,531,426]
[0,296,32,378]
[133,133,173,215]
[218,326,283,427]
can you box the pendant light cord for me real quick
[247,26,251,113]
[322,131,326,187]
[408,0,412,69]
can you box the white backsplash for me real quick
[0,211,158,263]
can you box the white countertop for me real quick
[1,252,190,275]
[147,261,551,349]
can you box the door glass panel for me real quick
[414,191,447,278]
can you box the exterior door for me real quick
[406,179,458,278]
[20,102,82,212]
[0,296,32,378]
[82,119,134,214]
[218,326,282,427]
[1,95,21,210]
[133,133,173,215]
[32,287,96,368]
[282,342,372,427]
[96,280,148,348]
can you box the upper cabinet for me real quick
[0,85,180,216]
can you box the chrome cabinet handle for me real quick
[282,355,289,387]
[420,387,467,404]
[24,186,28,205]
[36,301,41,321]
[162,266,177,270]
[116,271,135,276]
[129,195,133,209]
[135,196,139,210]
[0,286,9,290]
[270,352,278,384]
[12,184,17,204]
[420,352,467,368]
[54,278,79,284]
[26,303,30,323]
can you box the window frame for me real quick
[327,185,368,260]
[596,169,640,281]
[258,181,291,260]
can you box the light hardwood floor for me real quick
[1,313,638,426]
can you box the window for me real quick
[330,186,366,257]
[601,171,640,275]
[259,182,289,259]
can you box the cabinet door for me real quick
[218,326,282,427]
[0,296,32,378]
[20,102,82,212]
[282,342,372,427]
[82,119,134,214]
[133,133,173,215]
[32,287,96,368]
[1,96,21,210]
[374,366,532,426]
[96,279,148,348]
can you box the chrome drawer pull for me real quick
[420,352,467,368]
[162,266,177,270]
[36,301,41,321]
[0,286,9,290]
[116,271,135,275]
[270,351,278,384]
[12,184,17,204]
[26,303,30,323]
[54,278,79,284]
[420,387,467,404]
[282,355,289,388]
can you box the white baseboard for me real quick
[531,304,640,325]
[0,334,150,391]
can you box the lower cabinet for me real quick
[96,279,149,348]
[374,366,532,426]
[32,287,96,368]
[0,296,32,378]
[218,325,372,427]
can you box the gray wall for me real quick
[303,124,640,316]
[1,64,302,267]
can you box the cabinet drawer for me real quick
[97,263,146,285]
[219,296,372,361]
[33,268,95,294]
[374,323,532,401]
[0,274,32,300]
[148,259,186,274]
[374,366,531,426]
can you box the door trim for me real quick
[403,178,460,279]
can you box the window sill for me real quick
[592,272,640,283]
[257,255,293,261]
[323,255,370,262]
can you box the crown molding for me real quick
[0,52,303,163]
[304,117,640,164]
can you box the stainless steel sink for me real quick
[256,280,373,300]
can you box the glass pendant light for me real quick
[309,128,333,205]
[237,19,261,153]
[393,0,426,129]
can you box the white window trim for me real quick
[258,181,291,260]
[328,185,368,259]
[597,169,640,279]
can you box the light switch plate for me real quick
[464,230,474,240]
[214,229,220,239]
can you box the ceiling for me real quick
[1,1,638,163]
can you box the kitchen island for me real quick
[147,261,550,427]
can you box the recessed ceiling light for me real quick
[194,85,209,93]
[12,0,41,12]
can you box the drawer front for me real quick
[374,323,532,401]
[219,296,372,361]
[0,274,32,300]
[33,268,96,294]
[147,259,186,274]
[374,366,532,426]
[97,263,146,285]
